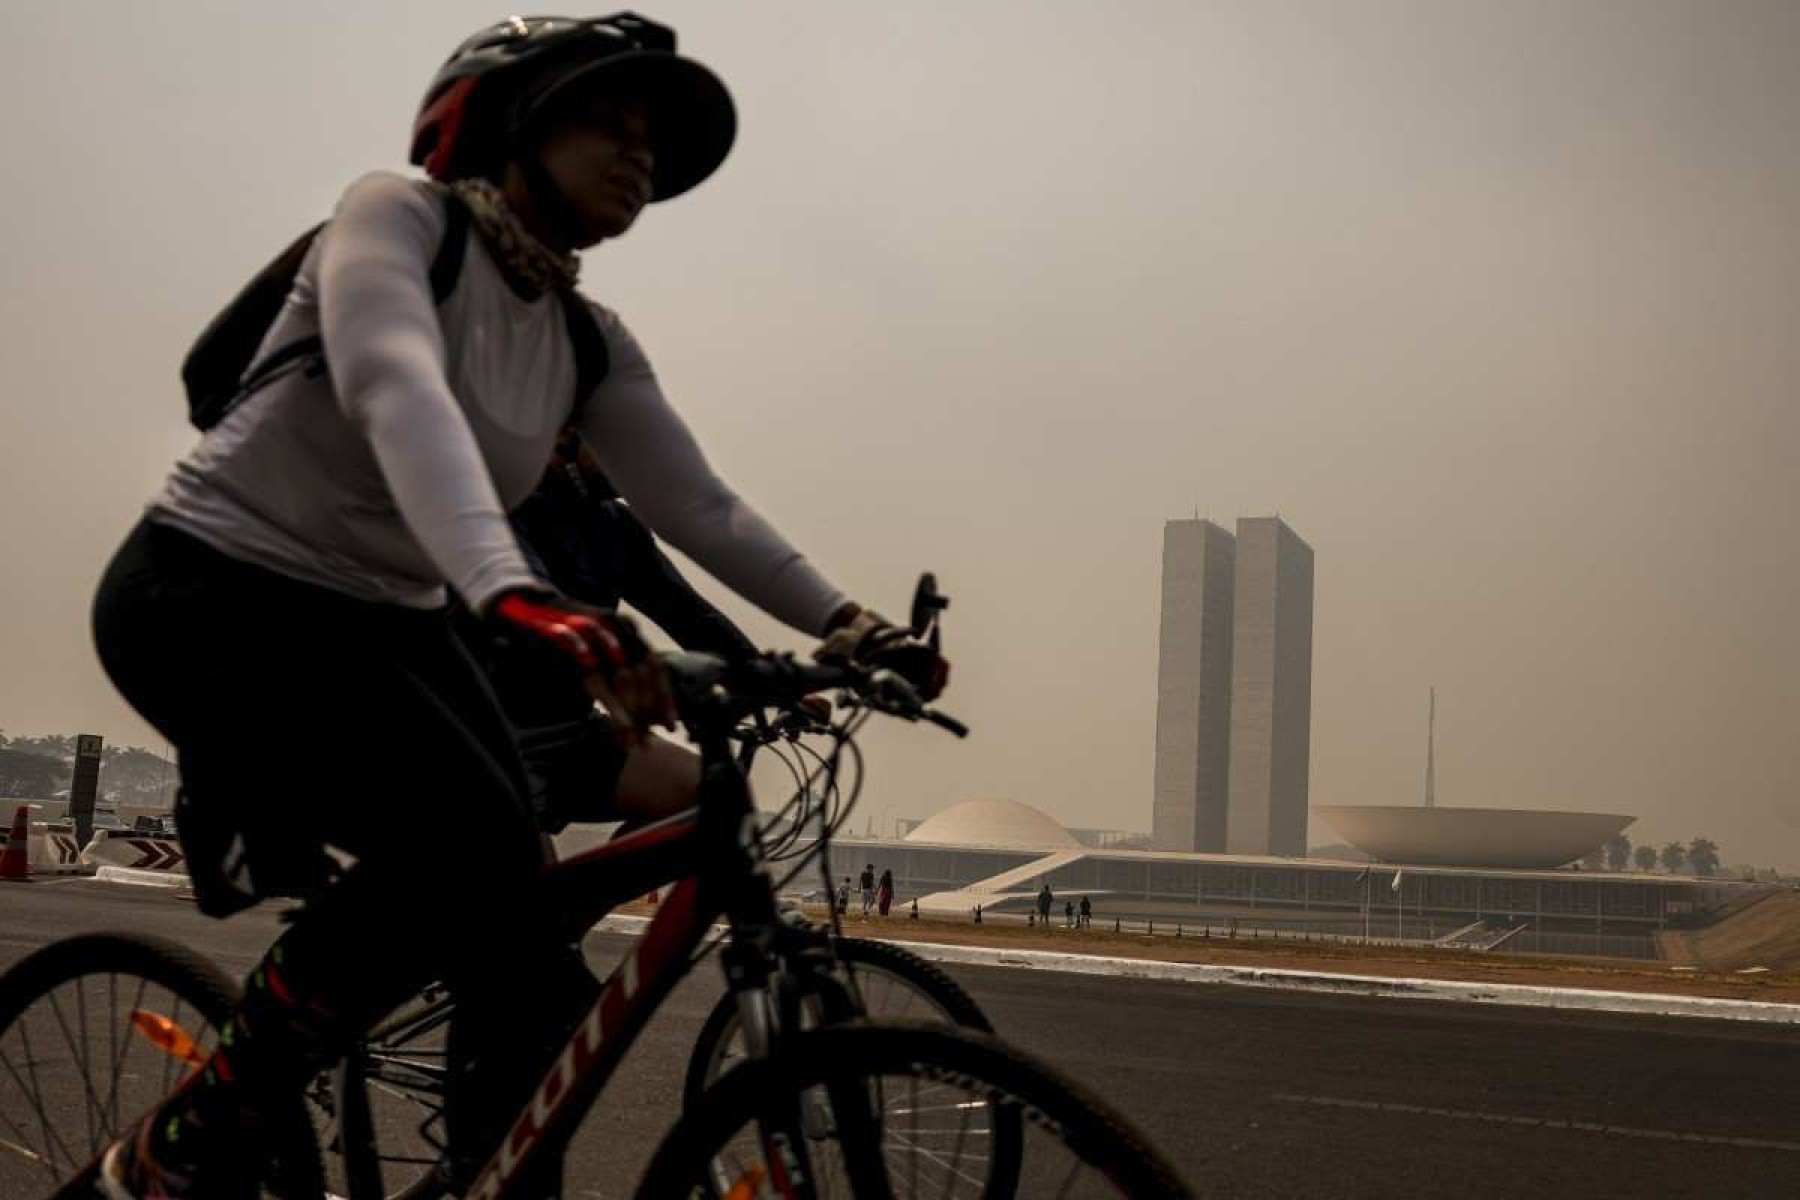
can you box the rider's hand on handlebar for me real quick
[814,607,949,702]
[488,589,677,744]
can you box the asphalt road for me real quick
[3,879,1798,1198]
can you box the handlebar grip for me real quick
[925,710,970,738]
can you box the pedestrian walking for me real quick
[836,877,850,917]
[1064,899,1075,928]
[859,863,876,917]
[1036,882,1053,923]
[1079,895,1091,928]
[876,868,894,917]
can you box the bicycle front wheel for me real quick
[633,1022,1192,1200]
[682,936,992,1107]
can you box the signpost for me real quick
[70,734,104,849]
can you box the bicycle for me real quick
[12,579,1193,1198]
[0,695,986,1200]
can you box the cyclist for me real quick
[87,13,942,1198]
[473,424,759,833]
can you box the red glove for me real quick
[490,590,631,672]
[489,590,674,742]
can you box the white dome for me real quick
[904,799,1081,851]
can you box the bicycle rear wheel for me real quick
[0,932,323,1199]
[633,1022,1192,1199]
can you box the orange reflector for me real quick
[129,1009,207,1067]
[723,1163,768,1200]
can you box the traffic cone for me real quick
[1,806,31,882]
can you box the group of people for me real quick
[838,863,897,917]
[1035,884,1093,929]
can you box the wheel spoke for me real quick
[1050,1151,1086,1199]
[74,976,98,1155]
[106,972,121,1133]
[938,1091,974,1200]
[8,1021,81,1177]
[908,1073,920,1195]
[51,981,145,1169]
[0,1051,67,1186]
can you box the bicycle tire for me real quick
[633,1022,1193,1200]
[0,932,324,1200]
[681,936,993,1108]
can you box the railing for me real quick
[972,908,1432,950]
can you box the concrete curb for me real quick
[94,865,192,889]
[591,915,1800,1026]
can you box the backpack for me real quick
[180,189,608,431]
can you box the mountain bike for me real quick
[11,580,1193,1198]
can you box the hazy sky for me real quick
[2,2,1796,868]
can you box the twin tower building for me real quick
[1152,517,1315,857]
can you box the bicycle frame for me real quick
[460,683,852,1200]
[330,714,852,1199]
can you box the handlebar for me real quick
[662,651,968,739]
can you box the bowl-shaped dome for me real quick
[905,799,1082,851]
[1314,806,1633,869]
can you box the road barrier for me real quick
[1,806,96,880]
[81,829,187,876]
[28,821,96,877]
[1,806,28,881]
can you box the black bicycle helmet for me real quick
[411,12,736,202]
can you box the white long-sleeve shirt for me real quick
[152,171,846,634]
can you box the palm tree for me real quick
[1686,838,1721,877]
[1660,842,1687,874]
[1633,845,1658,872]
[1605,835,1632,872]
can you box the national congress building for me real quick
[1153,516,1315,856]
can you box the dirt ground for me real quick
[775,906,1800,1006]
[1658,888,1800,974]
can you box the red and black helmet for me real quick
[410,12,736,202]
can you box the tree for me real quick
[5,734,74,762]
[1660,842,1687,874]
[1686,838,1721,877]
[1633,844,1659,872]
[99,745,179,807]
[0,734,175,807]
[0,748,71,798]
[1605,835,1632,872]
[1579,846,1606,871]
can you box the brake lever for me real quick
[864,669,922,714]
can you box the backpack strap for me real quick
[430,190,471,303]
[557,289,611,412]
[210,191,475,427]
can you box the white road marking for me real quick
[1271,1093,1800,1153]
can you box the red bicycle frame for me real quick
[465,698,818,1199]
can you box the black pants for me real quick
[92,520,596,1192]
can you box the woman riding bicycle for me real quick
[471,425,760,835]
[88,13,940,1198]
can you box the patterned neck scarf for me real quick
[444,177,580,296]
